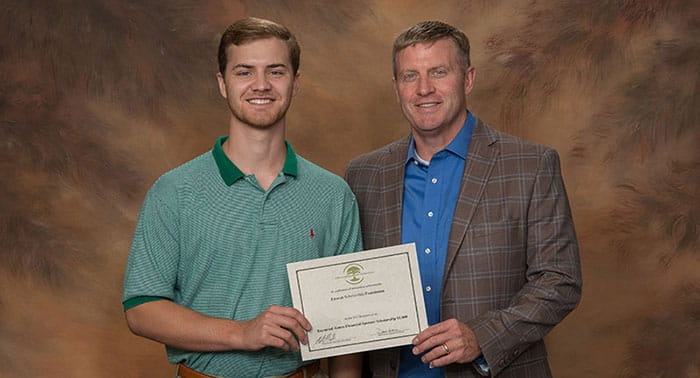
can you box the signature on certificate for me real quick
[315,332,337,345]
[314,332,355,346]
[375,327,409,337]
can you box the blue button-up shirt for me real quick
[398,112,475,377]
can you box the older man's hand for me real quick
[411,318,481,367]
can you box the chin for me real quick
[246,118,280,128]
[411,122,443,133]
[236,111,286,129]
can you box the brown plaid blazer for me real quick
[344,118,582,377]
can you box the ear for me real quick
[464,66,476,96]
[216,72,227,99]
[392,76,400,103]
[292,71,301,96]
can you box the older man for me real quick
[345,21,581,377]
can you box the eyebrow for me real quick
[232,63,288,70]
[401,65,449,72]
[232,64,254,70]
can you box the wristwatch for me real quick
[472,355,490,376]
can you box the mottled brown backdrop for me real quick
[1,1,698,377]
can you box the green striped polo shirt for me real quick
[122,136,363,377]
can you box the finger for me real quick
[274,307,312,344]
[286,320,309,346]
[262,311,310,346]
[413,331,451,356]
[268,305,312,331]
[420,344,447,364]
[263,324,299,352]
[414,318,460,345]
[413,322,447,345]
[268,313,310,345]
[280,331,301,352]
[428,351,456,368]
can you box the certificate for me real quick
[287,243,428,361]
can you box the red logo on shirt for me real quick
[310,229,315,238]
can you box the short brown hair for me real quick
[392,21,471,77]
[217,17,300,75]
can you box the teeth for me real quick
[418,103,438,108]
[248,99,272,104]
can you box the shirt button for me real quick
[427,211,434,217]
[425,248,431,254]
[425,286,432,292]
[431,178,438,184]
[414,160,419,165]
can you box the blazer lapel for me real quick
[381,136,410,247]
[443,120,499,281]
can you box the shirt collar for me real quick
[211,136,298,186]
[405,110,476,164]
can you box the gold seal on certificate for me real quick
[287,243,428,361]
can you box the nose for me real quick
[416,76,434,96]
[252,72,271,92]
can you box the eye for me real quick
[402,72,417,82]
[270,70,285,76]
[234,70,252,77]
[433,69,447,77]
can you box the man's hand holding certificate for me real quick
[287,243,428,360]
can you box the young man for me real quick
[345,21,582,377]
[123,17,362,377]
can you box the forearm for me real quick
[466,149,582,373]
[465,268,580,343]
[476,148,580,326]
[125,299,246,351]
[464,248,581,365]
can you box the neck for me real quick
[412,112,466,161]
[224,119,287,190]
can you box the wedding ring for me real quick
[442,343,450,354]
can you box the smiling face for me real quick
[393,38,475,139]
[216,37,299,130]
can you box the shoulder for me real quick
[346,136,410,174]
[475,118,558,159]
[296,155,354,195]
[147,151,216,201]
[474,118,562,175]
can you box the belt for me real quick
[175,364,221,378]
[175,360,321,378]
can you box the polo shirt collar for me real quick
[212,136,298,186]
[405,110,476,164]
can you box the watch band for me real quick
[472,355,490,376]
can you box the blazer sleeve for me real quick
[464,148,582,375]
